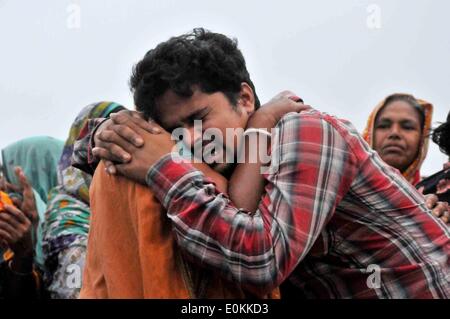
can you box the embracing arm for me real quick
[145,113,358,295]
[227,93,309,212]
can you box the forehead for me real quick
[154,89,227,128]
[377,101,421,123]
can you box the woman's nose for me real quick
[387,124,401,139]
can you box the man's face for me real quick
[154,87,254,174]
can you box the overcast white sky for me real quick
[0,0,449,175]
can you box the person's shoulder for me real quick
[276,109,355,134]
[275,109,366,153]
[275,109,322,129]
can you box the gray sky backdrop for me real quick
[1,0,449,175]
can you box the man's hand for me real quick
[93,112,176,184]
[424,194,449,224]
[247,90,311,129]
[114,124,175,184]
[92,110,162,174]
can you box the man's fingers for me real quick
[100,114,164,157]
[278,90,297,99]
[284,101,311,114]
[109,112,136,125]
[111,112,162,135]
[111,124,145,148]
[114,163,133,181]
[115,163,126,176]
[103,160,117,175]
[105,112,146,147]
[296,104,312,113]
[92,145,130,164]
[97,127,139,151]
[128,110,162,133]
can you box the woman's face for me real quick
[373,100,423,172]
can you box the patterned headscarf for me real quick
[57,101,125,204]
[42,101,125,263]
[363,94,433,185]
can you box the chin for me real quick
[383,158,406,171]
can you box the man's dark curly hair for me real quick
[129,28,260,120]
[432,111,450,156]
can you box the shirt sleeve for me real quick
[71,118,108,175]
[146,112,358,294]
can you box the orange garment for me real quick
[80,162,277,299]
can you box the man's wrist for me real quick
[145,152,203,208]
[91,118,110,149]
[145,152,183,186]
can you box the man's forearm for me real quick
[228,130,271,213]
[190,162,228,194]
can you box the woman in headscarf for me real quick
[0,136,64,298]
[42,101,125,299]
[363,93,433,185]
[363,94,449,224]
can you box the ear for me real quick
[237,82,255,115]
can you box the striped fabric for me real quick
[146,110,450,299]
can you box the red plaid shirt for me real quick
[146,110,450,299]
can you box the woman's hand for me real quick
[0,167,37,257]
